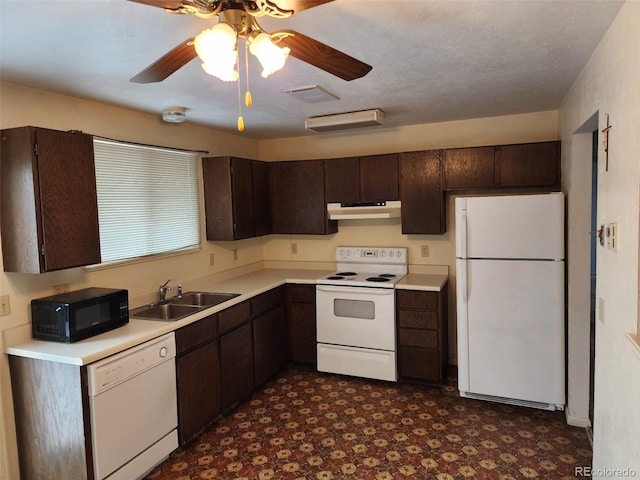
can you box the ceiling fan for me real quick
[128,0,373,84]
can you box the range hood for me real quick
[327,201,401,220]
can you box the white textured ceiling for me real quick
[0,0,624,140]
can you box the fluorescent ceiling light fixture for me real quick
[285,85,339,103]
[305,109,385,132]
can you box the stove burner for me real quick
[366,276,391,282]
[379,274,396,278]
[326,275,345,280]
[335,271,357,276]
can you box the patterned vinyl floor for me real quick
[146,367,592,480]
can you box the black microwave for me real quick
[31,287,129,343]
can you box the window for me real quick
[93,138,200,265]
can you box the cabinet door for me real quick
[203,156,254,241]
[495,141,560,188]
[37,129,101,271]
[230,158,255,239]
[270,160,337,234]
[400,150,445,234]
[325,157,359,203]
[286,284,317,365]
[253,305,287,387]
[360,154,399,201]
[443,147,495,190]
[252,160,272,237]
[1,127,101,273]
[176,341,220,444]
[220,322,254,411]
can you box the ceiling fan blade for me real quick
[130,38,197,83]
[273,0,334,13]
[273,30,372,81]
[127,0,185,10]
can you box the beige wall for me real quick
[0,81,560,478]
[559,0,640,473]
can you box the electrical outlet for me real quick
[291,243,298,255]
[233,249,238,261]
[209,253,215,266]
[53,284,69,294]
[421,245,429,257]
[0,295,10,317]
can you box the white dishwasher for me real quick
[87,332,178,480]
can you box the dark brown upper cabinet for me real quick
[495,141,560,188]
[1,126,101,273]
[325,154,399,203]
[443,146,495,190]
[251,160,272,237]
[270,160,338,235]
[202,156,271,241]
[442,141,560,192]
[399,150,446,235]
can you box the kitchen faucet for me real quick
[159,279,172,302]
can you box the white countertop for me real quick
[396,273,449,291]
[6,267,448,366]
[5,268,329,366]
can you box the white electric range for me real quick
[316,246,407,382]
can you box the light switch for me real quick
[606,222,617,251]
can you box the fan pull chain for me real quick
[245,40,253,108]
[237,44,244,132]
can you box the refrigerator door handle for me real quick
[456,206,468,259]
[459,260,468,303]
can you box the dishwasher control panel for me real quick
[87,332,176,395]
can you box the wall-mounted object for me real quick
[305,109,384,132]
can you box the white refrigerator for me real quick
[455,193,565,410]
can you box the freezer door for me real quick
[455,193,564,260]
[457,258,565,406]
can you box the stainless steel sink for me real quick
[170,291,240,307]
[132,303,201,321]
[131,291,240,321]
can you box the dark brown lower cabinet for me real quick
[175,314,220,445]
[286,284,317,365]
[253,305,287,386]
[220,321,254,412]
[396,284,449,383]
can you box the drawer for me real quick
[397,310,438,330]
[287,284,316,304]
[398,328,438,348]
[218,301,251,333]
[175,314,217,355]
[397,290,438,310]
[251,286,285,318]
[398,347,442,381]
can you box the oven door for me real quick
[316,285,395,350]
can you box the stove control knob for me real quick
[380,250,386,257]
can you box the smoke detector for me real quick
[162,107,187,123]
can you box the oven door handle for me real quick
[316,285,395,296]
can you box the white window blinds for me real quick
[93,138,200,264]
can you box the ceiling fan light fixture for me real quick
[249,32,290,78]
[195,23,239,81]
